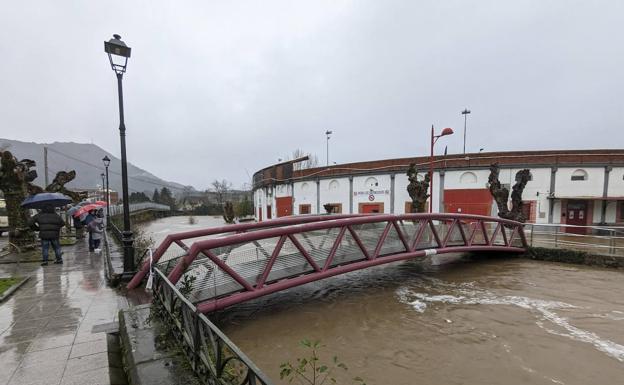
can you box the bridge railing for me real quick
[107,202,171,217]
[524,223,624,256]
[152,267,273,385]
[164,213,526,313]
[127,214,364,289]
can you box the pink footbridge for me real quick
[128,213,527,314]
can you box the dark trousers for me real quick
[93,239,101,249]
[42,239,62,262]
[88,231,94,251]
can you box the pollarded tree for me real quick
[487,163,531,222]
[406,163,430,213]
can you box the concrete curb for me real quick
[118,305,201,385]
[0,276,31,302]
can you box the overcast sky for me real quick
[1,1,623,189]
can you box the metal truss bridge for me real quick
[128,213,527,313]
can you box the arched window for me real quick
[460,171,477,184]
[301,182,309,191]
[364,177,379,188]
[571,169,588,181]
[329,180,340,190]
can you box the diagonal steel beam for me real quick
[429,219,442,247]
[489,223,502,246]
[323,227,346,270]
[373,222,393,258]
[256,235,287,288]
[347,225,371,260]
[288,234,321,272]
[392,221,410,252]
[410,220,427,251]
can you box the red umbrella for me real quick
[94,201,108,206]
[72,204,101,217]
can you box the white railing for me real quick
[107,202,171,216]
[524,223,624,256]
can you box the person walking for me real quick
[73,215,85,239]
[28,205,65,266]
[88,209,105,252]
[84,209,96,251]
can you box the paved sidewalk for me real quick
[0,238,147,385]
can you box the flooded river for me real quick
[144,216,624,385]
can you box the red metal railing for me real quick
[159,213,526,313]
[127,214,364,289]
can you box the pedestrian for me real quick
[28,205,65,266]
[88,209,105,252]
[73,215,85,239]
[84,209,96,251]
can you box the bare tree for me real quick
[211,179,232,206]
[290,149,320,171]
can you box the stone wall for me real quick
[524,247,624,269]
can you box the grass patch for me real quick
[0,277,20,296]
[60,237,77,246]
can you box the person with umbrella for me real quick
[22,193,72,266]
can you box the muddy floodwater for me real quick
[144,216,624,385]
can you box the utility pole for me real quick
[461,108,471,154]
[43,146,49,186]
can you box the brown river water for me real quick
[143,216,624,385]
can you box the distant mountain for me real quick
[0,139,193,196]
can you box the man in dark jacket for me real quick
[29,205,65,266]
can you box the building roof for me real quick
[253,149,624,188]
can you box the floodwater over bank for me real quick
[143,216,624,385]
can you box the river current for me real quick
[143,216,624,385]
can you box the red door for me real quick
[258,207,262,222]
[266,205,272,219]
[444,189,492,216]
[360,203,383,214]
[276,197,293,217]
[565,201,587,234]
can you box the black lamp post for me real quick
[100,173,105,201]
[104,34,134,273]
[102,156,111,225]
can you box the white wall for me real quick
[608,167,624,197]
[555,167,604,197]
[444,169,490,189]
[353,174,391,213]
[293,181,317,215]
[394,174,410,214]
[319,178,350,213]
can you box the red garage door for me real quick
[444,189,492,216]
[276,197,293,217]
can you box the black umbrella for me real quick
[21,193,72,209]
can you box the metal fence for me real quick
[524,223,624,256]
[107,202,171,216]
[152,267,273,385]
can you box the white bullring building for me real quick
[252,150,624,234]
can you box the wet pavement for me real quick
[0,237,147,385]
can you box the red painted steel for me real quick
[127,214,364,289]
[158,213,526,314]
[196,245,523,314]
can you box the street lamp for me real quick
[102,156,110,224]
[461,108,471,154]
[325,130,333,166]
[104,34,134,274]
[430,125,454,213]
